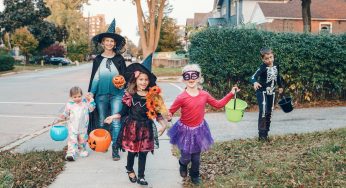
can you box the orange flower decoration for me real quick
[146,109,157,120]
[145,86,168,120]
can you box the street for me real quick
[0,64,183,150]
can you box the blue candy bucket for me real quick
[50,124,68,141]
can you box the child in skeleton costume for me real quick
[59,86,96,161]
[251,47,283,141]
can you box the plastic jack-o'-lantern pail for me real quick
[88,129,111,152]
[225,99,248,122]
[50,125,68,141]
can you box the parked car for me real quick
[46,57,72,66]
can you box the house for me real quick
[208,0,285,27]
[252,0,346,34]
[209,0,346,34]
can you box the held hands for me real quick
[85,92,94,102]
[104,114,121,124]
[278,88,283,94]
[253,82,262,90]
[166,112,173,122]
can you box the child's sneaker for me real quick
[79,150,89,157]
[65,154,76,161]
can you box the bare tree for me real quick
[301,0,311,32]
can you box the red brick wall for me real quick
[258,19,346,34]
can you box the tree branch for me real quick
[154,0,166,50]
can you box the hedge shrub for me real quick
[189,28,346,105]
[0,49,15,71]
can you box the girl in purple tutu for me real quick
[167,64,239,185]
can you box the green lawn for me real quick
[183,128,346,187]
[152,67,182,77]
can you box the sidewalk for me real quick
[14,106,346,187]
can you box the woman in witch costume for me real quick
[104,63,168,185]
[87,19,127,161]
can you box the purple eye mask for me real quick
[182,71,200,80]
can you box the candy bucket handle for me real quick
[233,85,238,110]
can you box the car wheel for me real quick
[58,62,62,66]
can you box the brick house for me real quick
[252,0,346,34]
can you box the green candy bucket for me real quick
[225,99,247,122]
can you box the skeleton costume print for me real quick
[251,63,282,95]
[250,62,283,139]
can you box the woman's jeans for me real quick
[96,94,123,151]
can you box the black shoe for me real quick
[137,177,148,185]
[258,136,269,142]
[126,170,137,183]
[191,176,201,185]
[179,160,187,177]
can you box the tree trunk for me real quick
[7,32,12,49]
[134,0,166,59]
[302,0,311,32]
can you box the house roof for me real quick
[193,13,211,27]
[259,0,346,20]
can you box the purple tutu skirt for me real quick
[167,120,214,154]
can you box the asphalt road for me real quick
[0,64,183,150]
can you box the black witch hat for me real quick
[125,63,157,88]
[91,19,126,54]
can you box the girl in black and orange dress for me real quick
[104,63,168,185]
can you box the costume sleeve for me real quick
[119,103,129,117]
[60,103,70,119]
[169,95,183,115]
[250,64,265,84]
[207,91,234,109]
[118,56,127,76]
[90,66,100,95]
[86,99,96,113]
[277,64,283,88]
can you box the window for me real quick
[319,22,332,34]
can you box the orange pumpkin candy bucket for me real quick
[112,75,126,89]
[88,129,111,152]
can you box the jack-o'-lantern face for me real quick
[88,129,112,152]
[112,75,126,89]
[88,139,97,151]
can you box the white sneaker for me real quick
[79,150,89,157]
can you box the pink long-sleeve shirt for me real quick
[169,90,234,127]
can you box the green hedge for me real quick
[0,49,15,71]
[189,28,346,105]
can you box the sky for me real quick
[82,0,214,43]
[0,0,214,43]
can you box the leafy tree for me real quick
[28,21,60,51]
[301,0,311,32]
[0,0,51,48]
[45,0,88,44]
[157,17,182,52]
[43,43,66,58]
[67,41,90,62]
[11,28,39,64]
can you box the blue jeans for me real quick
[95,93,123,149]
